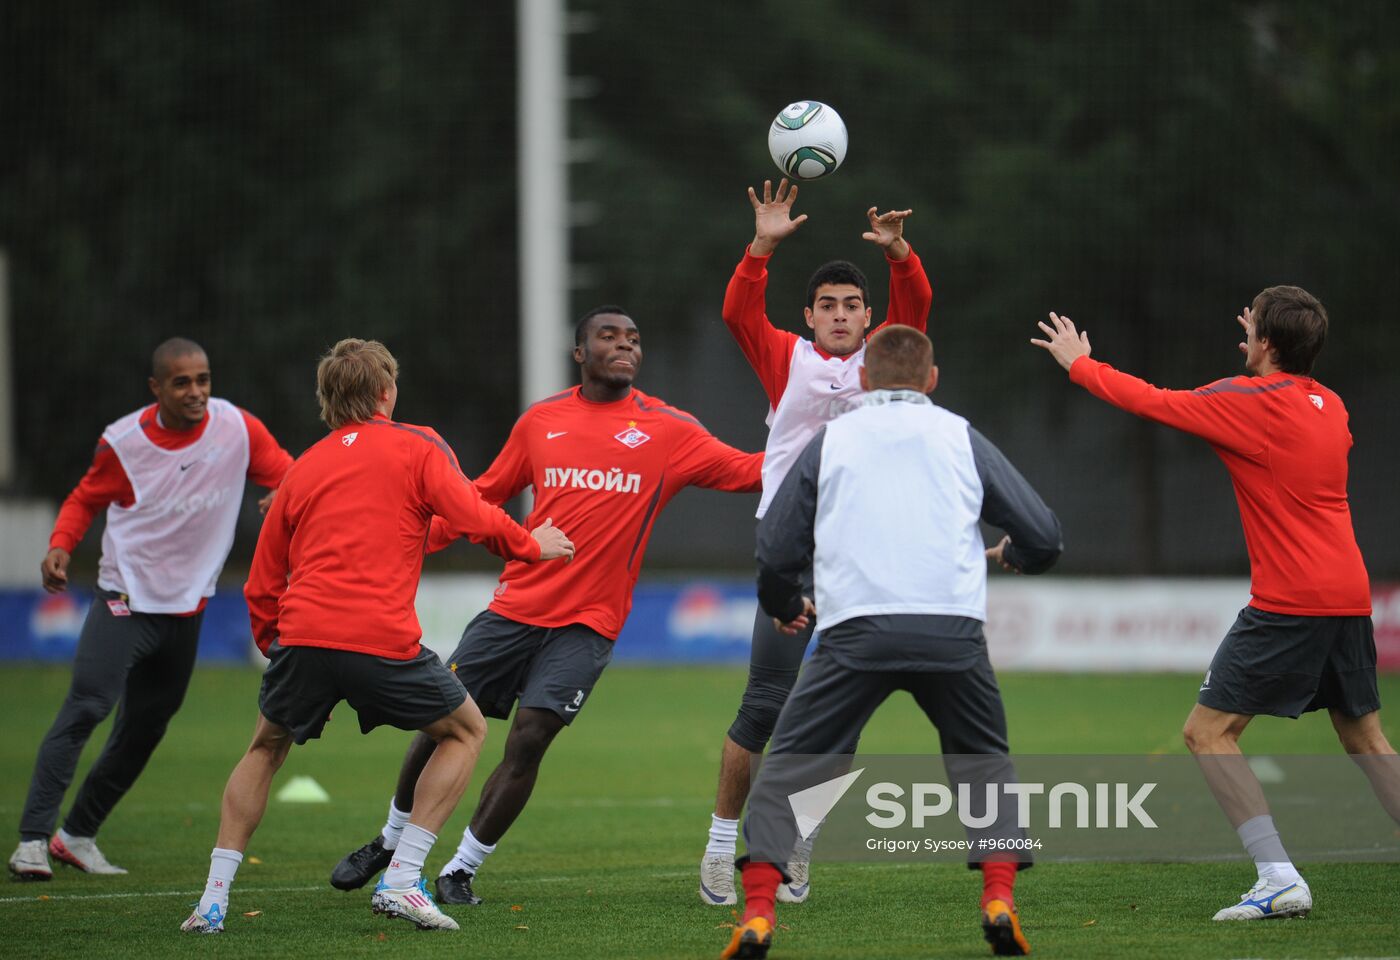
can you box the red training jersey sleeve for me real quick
[1069,357,1370,615]
[721,248,800,410]
[244,415,541,660]
[871,246,932,338]
[472,387,761,639]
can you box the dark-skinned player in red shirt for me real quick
[1033,286,1398,923]
[331,306,764,906]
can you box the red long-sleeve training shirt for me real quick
[245,415,542,659]
[721,245,932,408]
[1069,357,1370,615]
[429,387,762,639]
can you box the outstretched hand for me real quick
[1030,312,1092,372]
[861,206,913,260]
[1236,306,1253,358]
[773,596,816,636]
[748,179,808,257]
[531,517,576,562]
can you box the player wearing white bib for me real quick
[699,180,932,905]
[8,339,292,882]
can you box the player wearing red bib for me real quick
[1032,288,1397,922]
[331,306,763,906]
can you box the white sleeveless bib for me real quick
[98,398,250,612]
[758,339,866,517]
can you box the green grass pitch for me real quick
[1,665,1396,958]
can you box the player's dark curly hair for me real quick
[575,304,632,345]
[1251,286,1328,375]
[806,261,869,309]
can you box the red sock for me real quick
[980,860,1017,910]
[740,861,782,923]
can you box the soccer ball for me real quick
[768,101,848,180]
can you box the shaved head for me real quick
[152,337,207,381]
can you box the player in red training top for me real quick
[702,179,932,907]
[1033,287,1397,922]
[330,306,763,907]
[181,339,572,934]
[9,338,292,884]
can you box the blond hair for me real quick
[316,339,399,429]
[863,325,933,390]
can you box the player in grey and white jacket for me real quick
[720,325,1061,960]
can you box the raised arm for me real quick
[862,206,931,334]
[1032,312,1264,454]
[722,182,805,407]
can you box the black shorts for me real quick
[447,610,614,725]
[1197,607,1381,719]
[258,641,466,745]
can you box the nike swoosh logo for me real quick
[829,383,841,390]
[699,882,730,904]
[547,431,568,439]
[180,463,195,471]
[564,704,580,712]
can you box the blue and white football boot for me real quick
[180,901,225,934]
[1212,876,1312,920]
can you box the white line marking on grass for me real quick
[0,871,694,906]
[0,884,317,905]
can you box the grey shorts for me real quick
[1197,606,1381,719]
[258,641,466,745]
[447,610,614,725]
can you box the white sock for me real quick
[704,815,739,858]
[440,827,495,877]
[382,822,435,889]
[381,798,411,851]
[197,847,243,918]
[1236,815,1301,884]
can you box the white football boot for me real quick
[699,853,737,905]
[1212,876,1312,920]
[8,840,53,881]
[776,858,809,904]
[50,829,127,874]
[179,902,225,934]
[371,876,460,930]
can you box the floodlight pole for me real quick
[0,250,12,488]
[517,0,569,411]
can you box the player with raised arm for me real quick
[700,179,933,906]
[1031,288,1398,921]
[330,306,763,906]
[9,338,292,881]
[180,339,573,934]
